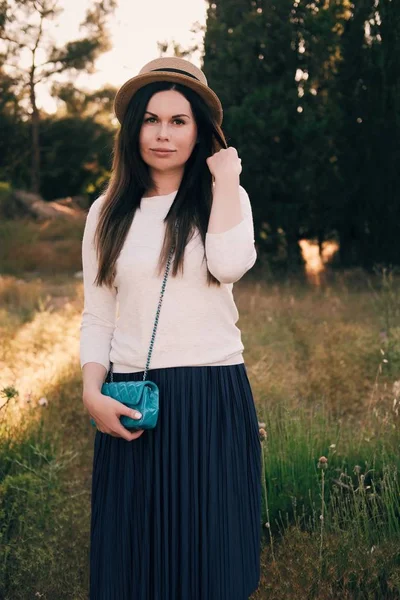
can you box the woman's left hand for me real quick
[206,146,242,180]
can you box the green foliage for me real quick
[0,110,31,189]
[1,0,400,272]
[0,0,117,193]
[39,116,113,200]
[0,181,11,215]
[260,400,400,542]
[203,0,400,273]
[0,111,113,202]
[0,416,87,600]
[0,471,58,597]
[204,0,306,273]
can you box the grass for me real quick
[0,223,399,599]
[0,216,84,275]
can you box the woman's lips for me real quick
[151,149,175,156]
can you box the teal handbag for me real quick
[90,226,176,432]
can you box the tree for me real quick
[335,0,400,268]
[50,81,117,128]
[39,115,113,201]
[0,67,30,187]
[0,0,116,193]
[293,1,352,252]
[203,0,306,273]
[202,0,400,272]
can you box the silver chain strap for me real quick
[110,222,178,383]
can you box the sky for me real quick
[35,0,208,113]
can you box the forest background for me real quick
[1,0,399,273]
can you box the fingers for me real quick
[118,405,142,420]
[98,425,145,441]
[113,423,145,441]
[92,404,145,440]
[130,428,145,440]
[96,418,145,441]
[114,407,144,440]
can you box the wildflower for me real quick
[353,465,361,474]
[38,397,48,407]
[392,380,400,396]
[259,428,267,441]
[329,443,336,449]
[1,386,19,401]
[317,456,328,469]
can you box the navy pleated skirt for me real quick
[89,363,262,600]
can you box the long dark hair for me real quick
[93,80,228,289]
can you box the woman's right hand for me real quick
[83,390,145,441]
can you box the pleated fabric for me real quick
[89,363,262,600]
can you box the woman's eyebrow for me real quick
[145,111,191,119]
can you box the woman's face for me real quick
[139,89,198,174]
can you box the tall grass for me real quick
[0,263,399,599]
[248,267,400,598]
[0,217,84,275]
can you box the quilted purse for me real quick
[90,223,177,432]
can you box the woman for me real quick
[80,56,261,600]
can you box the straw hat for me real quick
[114,57,223,126]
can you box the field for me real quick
[0,218,399,599]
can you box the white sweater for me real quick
[79,185,257,374]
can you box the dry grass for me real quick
[0,217,85,275]
[0,275,82,427]
[0,260,399,599]
[235,274,398,425]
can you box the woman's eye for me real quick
[144,117,185,125]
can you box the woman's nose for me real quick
[157,123,170,138]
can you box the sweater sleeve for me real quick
[205,184,257,284]
[79,197,117,371]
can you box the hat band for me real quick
[150,67,200,82]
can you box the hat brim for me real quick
[113,72,223,126]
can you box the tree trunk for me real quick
[29,70,40,194]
